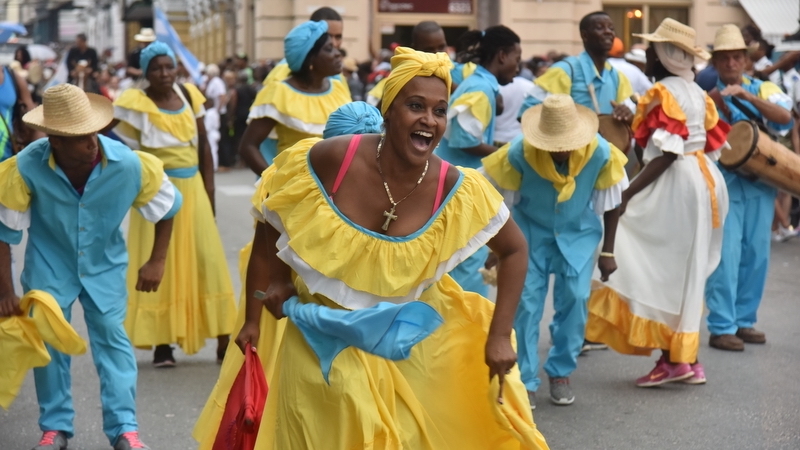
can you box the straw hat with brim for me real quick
[134,28,157,43]
[23,84,114,137]
[712,24,748,53]
[521,94,599,152]
[634,18,710,60]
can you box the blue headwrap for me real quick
[285,20,329,73]
[140,41,176,75]
[323,102,384,139]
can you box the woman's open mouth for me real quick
[410,130,434,151]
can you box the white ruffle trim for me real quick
[445,104,484,141]
[259,203,510,310]
[0,203,29,231]
[592,172,629,215]
[113,106,197,149]
[246,104,326,135]
[137,173,178,222]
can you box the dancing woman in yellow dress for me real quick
[112,42,236,365]
[235,47,548,449]
[239,20,350,175]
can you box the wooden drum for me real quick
[720,121,800,197]
[598,115,633,154]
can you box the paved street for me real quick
[1,168,799,449]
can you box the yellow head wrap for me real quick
[381,47,453,115]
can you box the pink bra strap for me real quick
[331,134,362,197]
[432,161,449,214]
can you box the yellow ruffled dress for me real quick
[195,139,549,449]
[249,77,351,154]
[113,84,237,355]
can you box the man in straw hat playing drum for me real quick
[705,24,793,352]
[518,11,635,124]
[0,84,183,450]
[584,18,730,387]
[482,93,628,407]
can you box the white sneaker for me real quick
[774,225,798,243]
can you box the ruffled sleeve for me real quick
[446,91,493,146]
[254,139,509,310]
[703,93,731,159]
[633,83,691,162]
[592,141,629,215]
[0,157,30,244]
[114,87,199,145]
[247,79,350,134]
[133,151,183,222]
[481,142,522,191]
[182,83,207,118]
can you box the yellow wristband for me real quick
[599,252,615,258]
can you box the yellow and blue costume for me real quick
[705,75,793,337]
[483,133,627,392]
[519,51,633,117]
[113,43,236,355]
[0,135,181,443]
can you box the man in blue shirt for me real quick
[0,84,182,450]
[519,11,635,123]
[705,25,793,352]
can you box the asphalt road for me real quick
[1,168,799,450]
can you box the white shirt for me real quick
[494,76,534,144]
[609,57,653,97]
[204,76,227,112]
[753,56,782,86]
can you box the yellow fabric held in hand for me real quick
[113,84,205,143]
[482,143,522,191]
[0,290,87,409]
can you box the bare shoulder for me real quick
[308,135,352,186]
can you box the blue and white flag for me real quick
[154,6,202,84]
[44,53,69,89]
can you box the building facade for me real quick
[230,0,751,63]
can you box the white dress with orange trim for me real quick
[585,76,730,364]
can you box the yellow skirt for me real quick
[253,275,547,449]
[193,241,286,449]
[125,173,237,355]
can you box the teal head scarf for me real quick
[323,102,383,139]
[140,41,176,75]
[285,21,329,72]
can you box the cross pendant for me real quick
[382,207,398,231]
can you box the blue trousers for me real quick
[705,192,773,336]
[33,290,138,444]
[449,246,489,297]
[514,245,593,392]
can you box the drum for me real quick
[598,115,633,154]
[720,121,800,197]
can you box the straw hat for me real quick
[634,18,710,60]
[521,94,598,152]
[712,24,748,52]
[134,28,157,43]
[23,84,114,137]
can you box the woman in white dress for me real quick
[585,19,730,386]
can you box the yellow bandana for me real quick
[381,47,453,115]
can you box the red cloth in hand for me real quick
[212,346,269,450]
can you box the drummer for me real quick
[518,11,635,125]
[705,25,793,352]
[482,94,628,408]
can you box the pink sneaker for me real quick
[684,362,707,385]
[636,356,695,387]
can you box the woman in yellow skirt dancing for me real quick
[112,42,237,366]
[236,47,548,449]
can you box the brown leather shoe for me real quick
[709,334,745,351]
[736,327,767,344]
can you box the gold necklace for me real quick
[376,134,429,231]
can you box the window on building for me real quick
[604,4,689,50]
